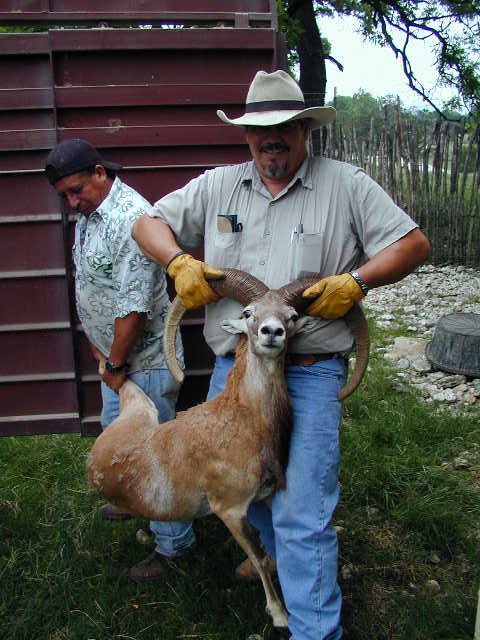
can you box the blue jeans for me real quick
[208,355,346,640]
[101,368,196,557]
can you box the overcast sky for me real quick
[318,14,457,110]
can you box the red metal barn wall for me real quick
[0,1,283,436]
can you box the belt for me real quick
[224,352,336,365]
[287,353,337,366]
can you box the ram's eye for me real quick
[291,313,299,323]
[242,309,252,319]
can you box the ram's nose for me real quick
[259,318,286,345]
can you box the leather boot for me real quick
[129,551,165,582]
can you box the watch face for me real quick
[106,360,124,373]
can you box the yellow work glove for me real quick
[302,273,365,319]
[166,252,225,309]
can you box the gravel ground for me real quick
[363,264,480,412]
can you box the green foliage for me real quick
[277,0,480,116]
[328,88,473,139]
[330,89,383,137]
[276,1,302,72]
[458,141,479,173]
[0,25,44,33]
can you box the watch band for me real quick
[105,359,126,374]
[349,270,369,295]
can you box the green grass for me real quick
[1,321,479,639]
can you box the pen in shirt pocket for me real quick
[290,223,303,243]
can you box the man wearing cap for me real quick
[45,139,195,580]
[132,71,430,639]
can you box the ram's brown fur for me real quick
[87,272,369,633]
[87,296,301,630]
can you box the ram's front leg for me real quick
[213,502,289,632]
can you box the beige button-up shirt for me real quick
[149,156,417,355]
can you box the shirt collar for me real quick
[296,155,314,190]
[243,156,314,195]
[95,176,122,219]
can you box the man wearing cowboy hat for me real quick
[132,70,430,639]
[45,139,195,576]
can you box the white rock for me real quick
[432,389,456,402]
[453,456,471,469]
[412,382,437,398]
[341,565,353,579]
[438,374,467,389]
[425,579,441,594]
[136,528,153,546]
[427,371,445,381]
[411,355,432,373]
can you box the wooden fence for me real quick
[313,116,480,266]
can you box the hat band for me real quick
[245,99,305,113]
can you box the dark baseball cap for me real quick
[45,138,122,185]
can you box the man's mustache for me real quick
[260,142,289,153]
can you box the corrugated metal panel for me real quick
[0,1,275,28]
[0,7,282,437]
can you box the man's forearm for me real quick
[108,311,146,365]
[88,340,104,361]
[132,214,181,267]
[356,228,430,290]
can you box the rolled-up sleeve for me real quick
[349,167,418,258]
[148,171,210,250]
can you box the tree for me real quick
[277,0,480,117]
[333,90,384,135]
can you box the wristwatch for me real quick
[104,359,126,374]
[349,270,369,295]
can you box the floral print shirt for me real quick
[73,177,182,372]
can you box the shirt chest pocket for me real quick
[293,232,323,277]
[85,253,113,279]
[212,231,243,268]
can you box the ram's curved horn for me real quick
[276,277,369,400]
[208,268,269,305]
[337,304,369,401]
[163,296,188,384]
[163,268,269,383]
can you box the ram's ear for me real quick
[221,318,248,335]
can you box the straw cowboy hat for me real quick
[217,70,336,130]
